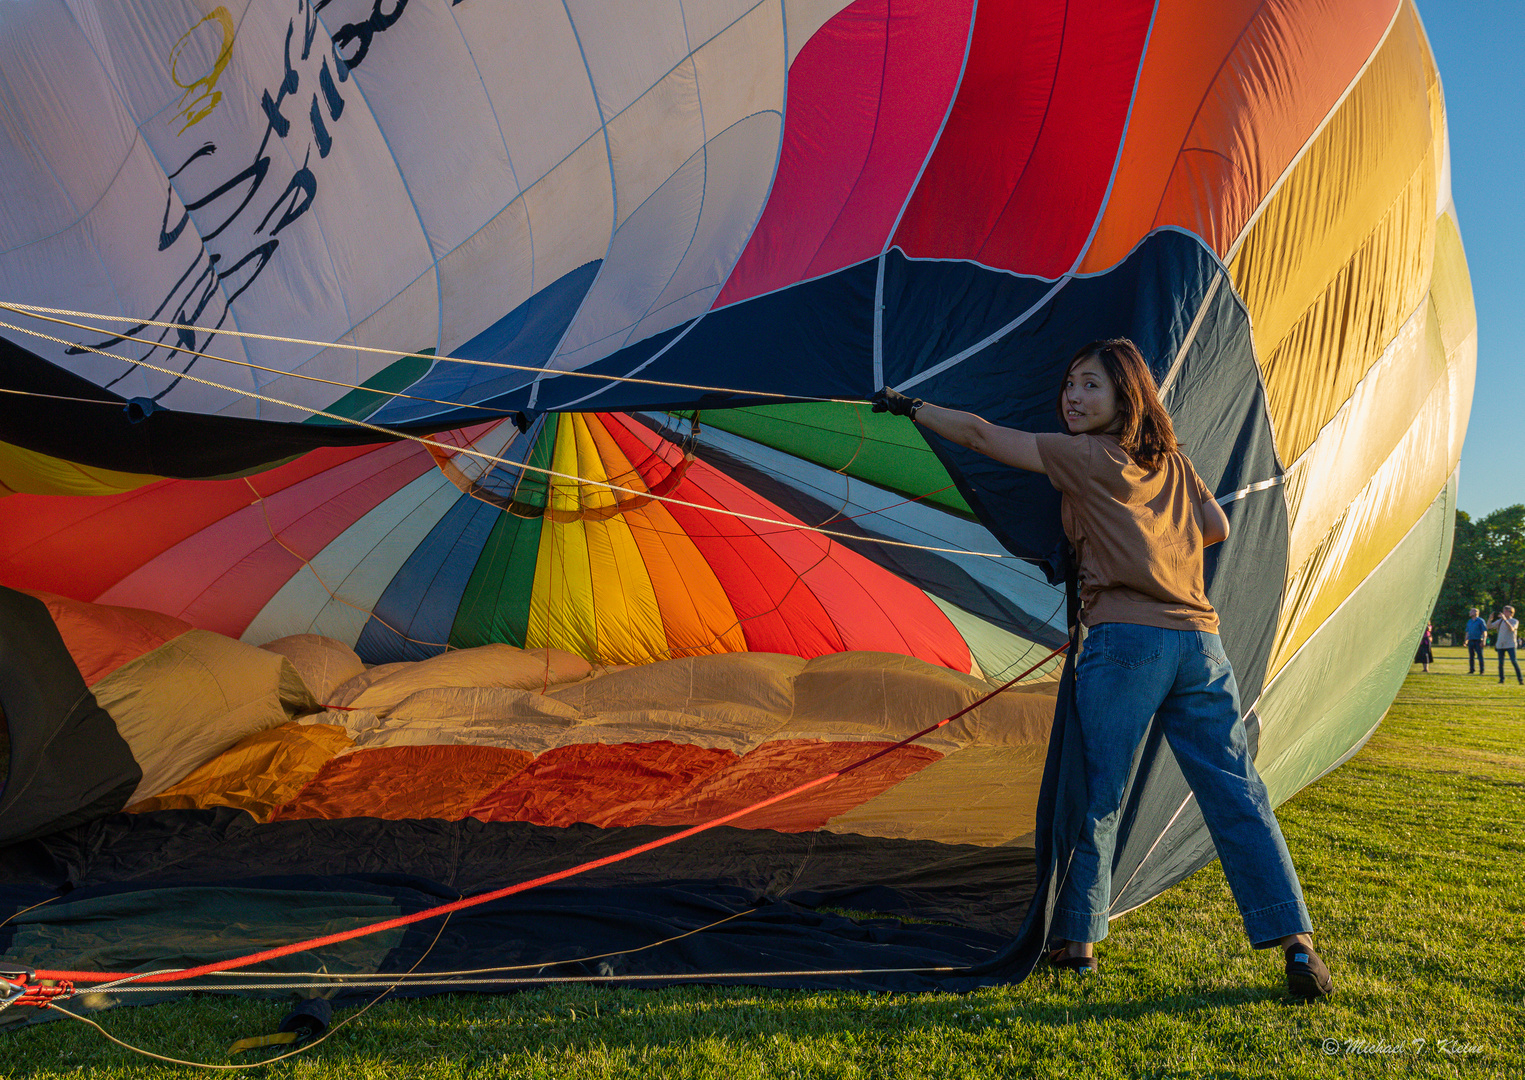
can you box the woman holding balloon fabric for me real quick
[871,338,1333,1001]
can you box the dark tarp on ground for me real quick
[0,806,1047,1002]
[0,589,139,847]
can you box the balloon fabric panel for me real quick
[1079,0,1269,270]
[0,333,407,478]
[891,0,1069,265]
[97,441,436,639]
[599,415,752,660]
[529,417,603,658]
[697,404,974,517]
[795,0,972,280]
[530,414,667,664]
[1231,5,1436,462]
[247,423,522,654]
[417,408,967,671]
[0,590,142,847]
[467,741,741,829]
[715,0,971,307]
[129,722,353,823]
[892,0,1153,277]
[643,443,971,671]
[523,412,745,666]
[1429,214,1477,361]
[0,444,380,606]
[1280,299,1449,581]
[371,263,602,427]
[0,440,160,499]
[1252,481,1455,808]
[310,351,435,428]
[446,427,560,655]
[1271,358,1464,674]
[550,3,790,366]
[273,744,537,823]
[1080,0,1400,271]
[682,422,1069,665]
[20,590,193,688]
[1419,25,1448,192]
[642,740,943,833]
[446,506,542,653]
[358,487,511,662]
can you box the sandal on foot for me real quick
[1045,946,1098,974]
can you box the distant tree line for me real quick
[1433,505,1525,642]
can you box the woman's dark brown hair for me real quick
[1055,338,1178,469]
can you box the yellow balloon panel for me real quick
[1230,4,1436,461]
[1269,337,1465,674]
[526,414,749,666]
[1430,212,1477,359]
[1282,299,1449,576]
[0,439,160,497]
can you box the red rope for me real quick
[29,642,1067,988]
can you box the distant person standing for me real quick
[1487,606,1521,684]
[1415,621,1433,672]
[1465,608,1488,674]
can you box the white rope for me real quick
[69,966,966,994]
[0,317,1013,561]
[0,300,857,405]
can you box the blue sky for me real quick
[1421,1,1525,518]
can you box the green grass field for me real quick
[4,645,1522,1078]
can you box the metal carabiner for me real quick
[0,968,34,1010]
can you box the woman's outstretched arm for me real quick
[872,388,1046,474]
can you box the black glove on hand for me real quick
[870,386,922,418]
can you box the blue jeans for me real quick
[1498,647,1522,683]
[1468,639,1486,672]
[1052,623,1313,948]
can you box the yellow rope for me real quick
[0,300,857,404]
[43,907,459,1071]
[4,306,523,417]
[39,906,764,1070]
[0,317,1011,560]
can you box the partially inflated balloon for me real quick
[0,0,1473,996]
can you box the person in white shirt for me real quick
[1486,606,1521,684]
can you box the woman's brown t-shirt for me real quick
[1034,432,1219,633]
